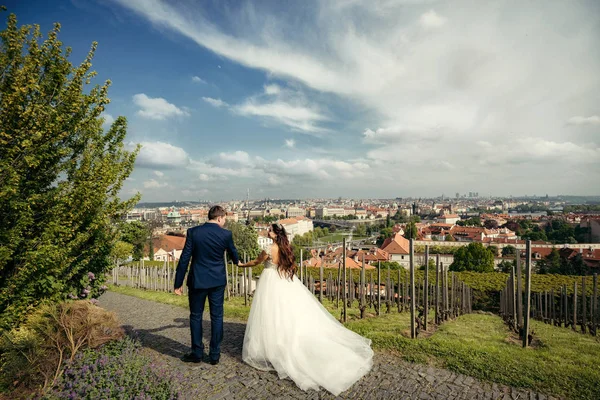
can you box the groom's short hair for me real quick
[208,205,226,221]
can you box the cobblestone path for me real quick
[101,291,558,400]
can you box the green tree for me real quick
[376,227,394,246]
[570,253,587,276]
[449,243,495,272]
[537,248,561,274]
[574,225,591,243]
[521,226,548,242]
[148,238,154,259]
[354,224,366,237]
[484,219,498,229]
[497,260,515,273]
[0,12,139,330]
[457,217,481,227]
[501,245,517,257]
[404,221,418,239]
[313,227,323,238]
[468,217,482,226]
[544,220,576,244]
[111,241,134,265]
[119,221,149,260]
[444,234,455,242]
[225,221,260,260]
[410,215,421,223]
[419,258,436,271]
[380,261,402,270]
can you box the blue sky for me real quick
[7,0,600,201]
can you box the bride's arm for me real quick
[238,250,268,267]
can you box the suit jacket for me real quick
[174,223,240,289]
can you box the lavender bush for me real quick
[44,337,184,399]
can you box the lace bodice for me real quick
[264,244,278,270]
[264,258,278,270]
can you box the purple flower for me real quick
[88,272,96,280]
[100,285,108,291]
[90,298,99,306]
[83,288,90,295]
[68,293,77,299]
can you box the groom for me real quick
[174,205,240,364]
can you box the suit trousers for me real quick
[188,285,226,361]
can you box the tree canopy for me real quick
[226,221,260,261]
[449,243,495,272]
[0,12,138,330]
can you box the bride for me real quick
[238,223,373,396]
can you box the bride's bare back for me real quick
[269,242,280,265]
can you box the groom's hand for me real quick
[174,287,183,296]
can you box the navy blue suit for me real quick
[175,223,239,361]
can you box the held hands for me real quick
[174,287,183,296]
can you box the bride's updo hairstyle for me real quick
[271,223,296,279]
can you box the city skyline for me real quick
[10,0,600,201]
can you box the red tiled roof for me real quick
[152,235,186,252]
[382,233,410,255]
[279,217,299,225]
[440,214,459,219]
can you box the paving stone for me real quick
[100,291,551,400]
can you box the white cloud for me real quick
[419,10,447,29]
[188,160,253,179]
[101,113,115,128]
[143,179,167,189]
[192,75,207,84]
[181,188,210,197]
[234,100,329,134]
[202,97,229,108]
[479,138,600,164]
[267,175,282,186]
[221,150,251,164]
[113,0,600,196]
[258,158,370,180]
[567,115,600,126]
[264,84,282,95]
[133,93,189,120]
[285,139,296,148]
[153,170,164,177]
[134,141,191,169]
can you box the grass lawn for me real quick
[108,285,600,400]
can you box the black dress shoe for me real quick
[209,359,219,365]
[181,353,202,363]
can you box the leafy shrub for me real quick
[0,300,123,392]
[0,10,139,332]
[44,337,184,399]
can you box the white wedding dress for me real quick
[242,246,374,395]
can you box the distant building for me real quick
[152,234,186,261]
[437,213,460,225]
[286,207,305,218]
[381,233,411,265]
[279,217,314,241]
[166,209,181,225]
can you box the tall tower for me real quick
[247,188,250,204]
